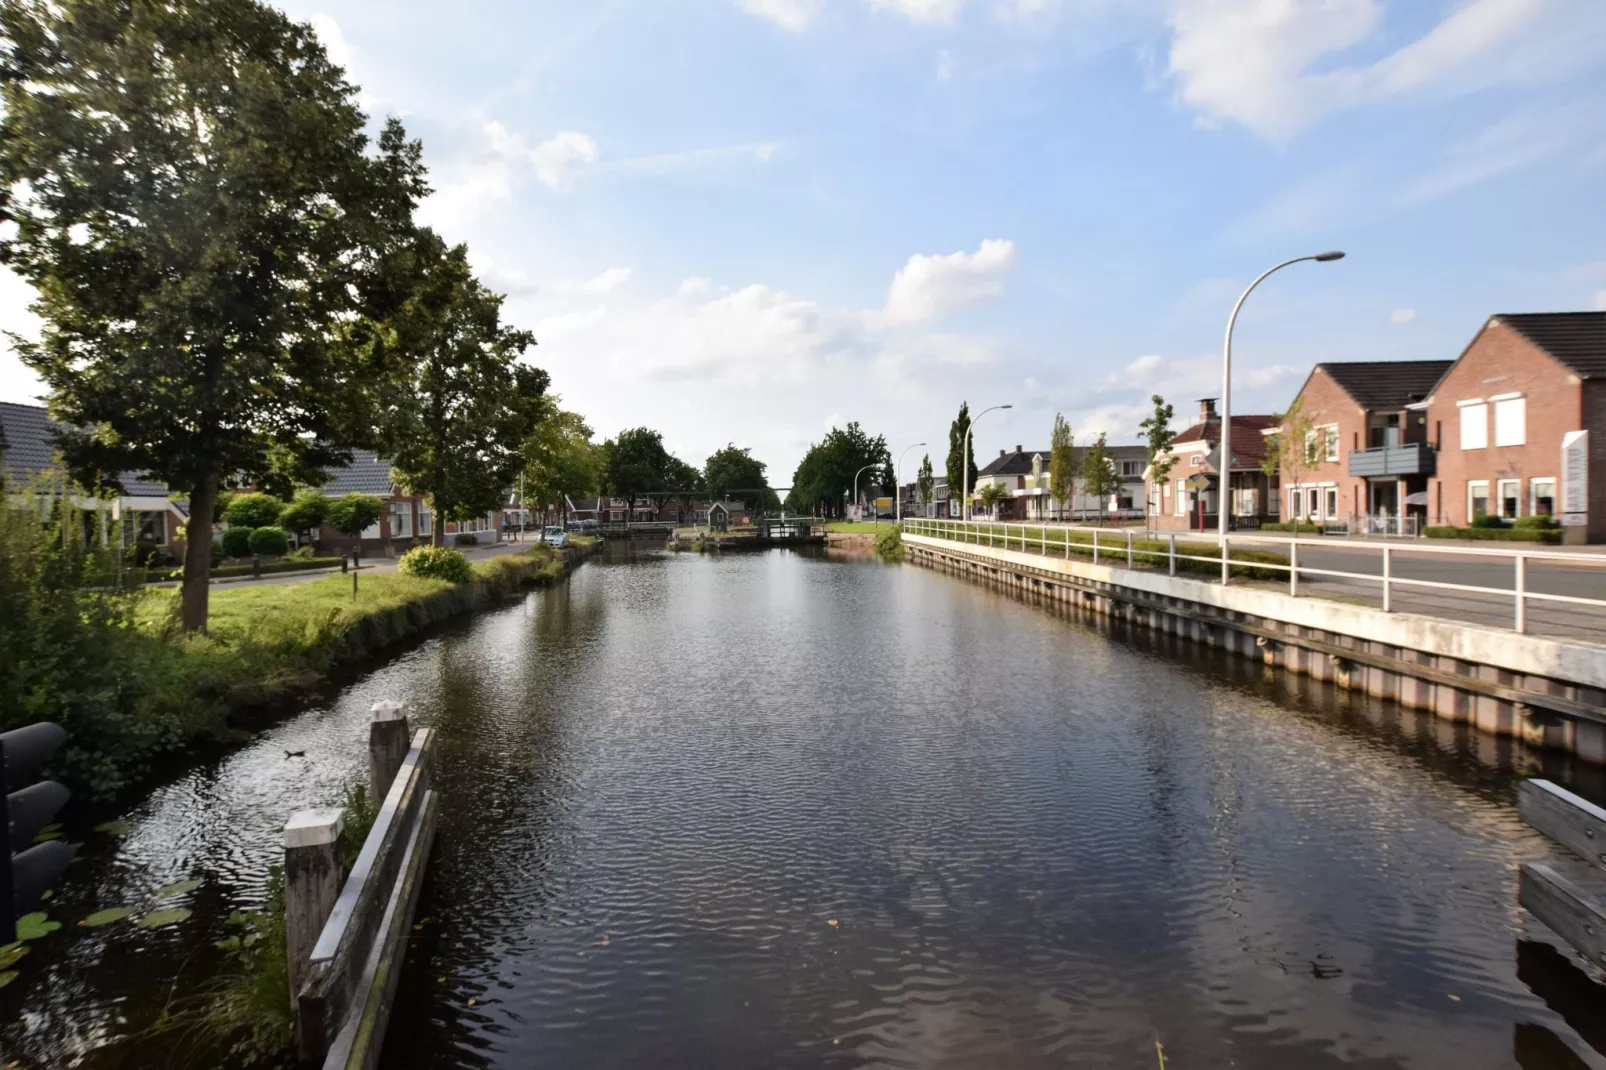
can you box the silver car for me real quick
[542,525,570,548]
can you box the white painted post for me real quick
[1382,545,1392,613]
[1289,539,1299,597]
[284,808,347,1005]
[1092,530,1100,565]
[1041,525,1046,555]
[1169,534,1177,576]
[1515,555,1528,634]
[1126,531,1133,568]
[1220,535,1229,585]
[369,700,411,801]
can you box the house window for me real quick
[418,505,432,537]
[389,501,412,538]
[1532,478,1557,517]
[1175,479,1188,516]
[1467,480,1490,520]
[1325,488,1338,520]
[1303,431,1320,467]
[1323,427,1339,463]
[1493,396,1526,447]
[1307,488,1321,520]
[1459,401,1488,450]
[360,518,381,539]
[1497,479,1521,520]
[1120,460,1142,477]
[1189,455,1203,467]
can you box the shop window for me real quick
[1467,481,1489,520]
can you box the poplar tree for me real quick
[0,0,426,630]
[1048,413,1075,521]
[1139,395,1178,517]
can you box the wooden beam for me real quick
[1519,780,1606,872]
[1520,863,1606,971]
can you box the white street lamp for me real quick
[962,404,1013,522]
[895,442,927,524]
[852,463,878,522]
[1219,252,1344,544]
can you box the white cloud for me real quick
[737,0,823,30]
[679,277,712,295]
[583,267,633,293]
[1165,0,1596,138]
[309,13,354,70]
[1595,290,1606,312]
[530,130,600,191]
[1399,99,1604,205]
[598,141,780,176]
[1390,307,1416,324]
[868,0,964,25]
[876,238,1017,326]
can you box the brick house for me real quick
[314,450,500,554]
[1276,360,1451,533]
[1146,399,1278,532]
[972,444,1148,521]
[1424,312,1606,543]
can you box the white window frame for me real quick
[1493,394,1526,447]
[389,501,412,538]
[1458,399,1488,450]
[1531,477,1557,517]
[1175,479,1187,516]
[1496,478,1521,520]
[1321,425,1339,463]
[1307,487,1321,520]
[418,504,432,536]
[1325,487,1339,520]
[1467,480,1490,520]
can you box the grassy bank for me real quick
[915,523,1288,581]
[58,542,591,800]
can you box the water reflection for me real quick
[4,546,1604,1069]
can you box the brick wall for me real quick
[1281,367,1367,521]
[1426,319,1583,533]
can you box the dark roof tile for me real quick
[1496,312,1606,378]
[1317,360,1453,410]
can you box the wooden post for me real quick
[370,700,411,801]
[284,808,346,1005]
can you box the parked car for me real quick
[542,525,570,548]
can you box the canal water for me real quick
[4,545,1606,1068]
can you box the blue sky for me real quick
[2,0,1603,485]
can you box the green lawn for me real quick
[824,520,894,533]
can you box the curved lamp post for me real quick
[1219,252,1345,543]
[894,442,927,524]
[852,463,878,522]
[962,404,1013,522]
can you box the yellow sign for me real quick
[1185,474,1211,490]
[874,497,893,509]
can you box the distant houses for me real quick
[970,443,1147,521]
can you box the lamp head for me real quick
[1314,250,1345,262]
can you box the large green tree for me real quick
[1139,394,1178,518]
[1078,433,1123,522]
[1048,414,1075,521]
[916,454,935,512]
[374,230,548,544]
[520,396,599,524]
[704,444,778,510]
[0,0,426,630]
[786,422,890,517]
[602,427,683,522]
[945,402,977,517]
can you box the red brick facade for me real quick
[1425,319,1588,537]
[1279,367,1364,524]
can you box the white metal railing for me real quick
[900,518,1606,636]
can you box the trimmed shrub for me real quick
[1512,515,1560,530]
[247,527,290,556]
[453,532,478,547]
[221,526,253,558]
[325,493,385,540]
[278,491,328,536]
[223,492,286,530]
[1425,525,1561,545]
[1258,522,1325,534]
[1470,514,1508,529]
[399,545,474,583]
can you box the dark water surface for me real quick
[5,545,1606,1068]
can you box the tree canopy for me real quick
[520,396,600,519]
[704,444,778,511]
[1139,395,1178,514]
[1048,414,1075,515]
[916,454,935,509]
[1078,433,1123,519]
[0,0,428,629]
[786,422,890,517]
[945,403,977,508]
[602,427,693,514]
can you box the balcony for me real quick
[1347,442,1436,478]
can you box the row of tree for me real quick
[786,423,893,517]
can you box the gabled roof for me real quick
[0,400,171,497]
[319,450,397,496]
[1168,415,1277,470]
[978,445,1148,478]
[1317,360,1453,410]
[1496,312,1606,378]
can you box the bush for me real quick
[1258,522,1325,533]
[875,526,905,561]
[221,526,253,558]
[223,492,285,530]
[247,527,290,556]
[398,545,474,583]
[453,532,478,547]
[1513,515,1559,530]
[1470,514,1508,529]
[325,493,385,539]
[1424,525,1561,545]
[278,491,328,536]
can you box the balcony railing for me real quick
[1347,442,1436,478]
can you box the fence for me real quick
[902,517,1606,636]
[283,700,439,1068]
[1517,779,1606,971]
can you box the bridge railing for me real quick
[901,517,1606,636]
[283,700,439,1069]
[1517,779,1606,971]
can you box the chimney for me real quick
[1198,398,1218,423]
[999,449,1006,457]
[1015,444,1022,453]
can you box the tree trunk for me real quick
[180,472,220,633]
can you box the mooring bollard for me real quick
[283,808,347,1004]
[252,553,262,579]
[369,700,411,800]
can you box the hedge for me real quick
[157,557,345,581]
[1257,522,1326,533]
[1424,525,1561,545]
